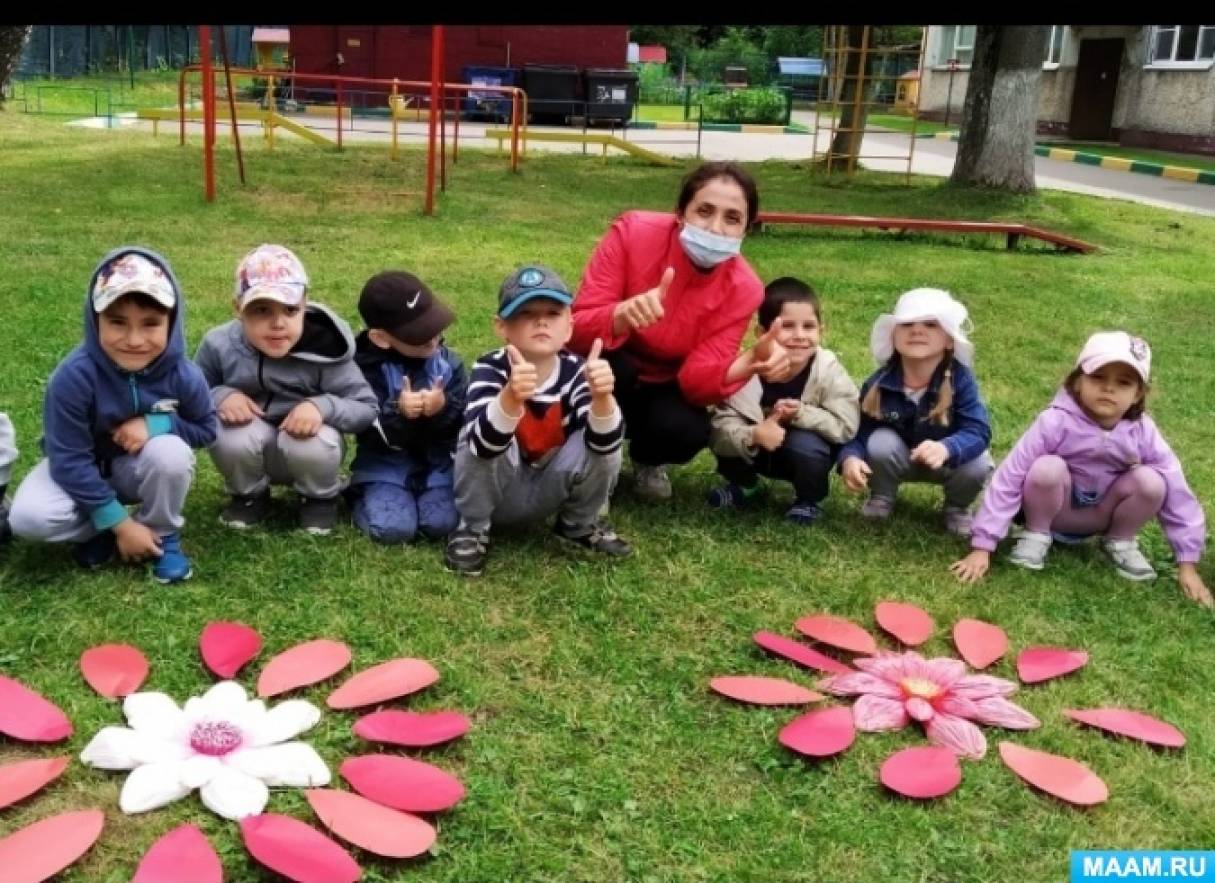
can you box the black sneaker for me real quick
[219,491,270,529]
[553,518,633,558]
[299,495,339,536]
[72,531,117,570]
[0,495,11,546]
[445,524,490,576]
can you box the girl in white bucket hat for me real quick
[837,288,993,537]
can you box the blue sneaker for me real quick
[72,531,116,569]
[151,532,193,584]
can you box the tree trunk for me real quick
[950,25,1049,192]
[0,26,33,108]
[828,25,872,169]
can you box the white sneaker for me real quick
[633,464,672,501]
[1101,537,1157,581]
[1008,530,1052,571]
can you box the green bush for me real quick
[699,86,789,124]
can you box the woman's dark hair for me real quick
[1063,366,1147,421]
[675,162,760,230]
[758,276,821,328]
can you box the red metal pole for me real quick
[440,83,447,192]
[200,26,215,202]
[424,25,443,215]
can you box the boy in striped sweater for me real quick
[446,265,631,577]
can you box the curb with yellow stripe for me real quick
[630,120,809,135]
[920,131,1215,185]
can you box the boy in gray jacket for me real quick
[195,245,377,535]
[708,277,860,525]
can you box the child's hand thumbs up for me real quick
[422,374,446,418]
[398,375,426,419]
[583,338,615,405]
[503,344,537,407]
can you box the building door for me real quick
[1068,38,1123,140]
[335,26,375,78]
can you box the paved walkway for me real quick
[90,110,1215,217]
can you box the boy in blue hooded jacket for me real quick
[9,248,217,583]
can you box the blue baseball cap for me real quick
[497,264,573,318]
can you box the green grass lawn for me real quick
[635,103,699,123]
[1,110,1214,882]
[1044,142,1215,174]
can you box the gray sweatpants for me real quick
[209,419,344,500]
[0,412,16,488]
[9,434,195,542]
[453,430,621,533]
[866,427,994,509]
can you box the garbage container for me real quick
[462,65,519,122]
[522,64,581,123]
[583,68,638,124]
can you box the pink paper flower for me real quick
[820,651,1039,759]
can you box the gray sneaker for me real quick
[633,464,672,501]
[1101,537,1157,581]
[299,495,339,536]
[942,506,974,538]
[860,495,894,519]
[1008,530,1052,570]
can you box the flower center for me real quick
[900,677,943,701]
[189,720,243,756]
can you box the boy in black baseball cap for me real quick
[348,270,468,544]
[445,264,631,576]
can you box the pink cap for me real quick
[1076,331,1151,382]
[234,244,308,311]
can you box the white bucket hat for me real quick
[870,288,974,367]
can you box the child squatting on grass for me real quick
[707,276,860,525]
[951,332,1212,608]
[9,248,218,583]
[837,288,994,538]
[194,245,378,536]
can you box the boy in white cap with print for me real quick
[838,288,994,537]
[952,331,1211,607]
[195,245,377,535]
[9,247,216,583]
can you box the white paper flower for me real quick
[80,680,330,820]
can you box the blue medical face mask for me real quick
[678,222,742,268]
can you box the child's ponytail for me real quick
[927,362,954,427]
[861,382,883,420]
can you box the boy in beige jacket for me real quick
[708,277,860,525]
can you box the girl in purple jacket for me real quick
[951,332,1210,607]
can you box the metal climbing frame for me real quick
[813,26,927,181]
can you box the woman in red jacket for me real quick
[569,162,791,501]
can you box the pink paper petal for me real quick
[0,676,73,742]
[132,824,223,883]
[353,710,471,748]
[880,746,962,799]
[0,809,104,883]
[240,813,360,883]
[952,618,1008,670]
[1065,708,1186,748]
[327,658,441,710]
[853,694,911,732]
[795,615,877,655]
[341,754,466,813]
[79,643,149,698]
[200,621,263,679]
[0,757,69,810]
[753,631,852,675]
[925,711,987,760]
[778,706,856,758]
[257,639,352,698]
[998,741,1109,806]
[1017,647,1089,684]
[710,676,823,706]
[875,602,935,646]
[306,788,436,859]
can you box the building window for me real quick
[1044,25,1065,67]
[937,25,975,66]
[1148,25,1215,66]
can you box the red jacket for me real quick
[570,211,763,408]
